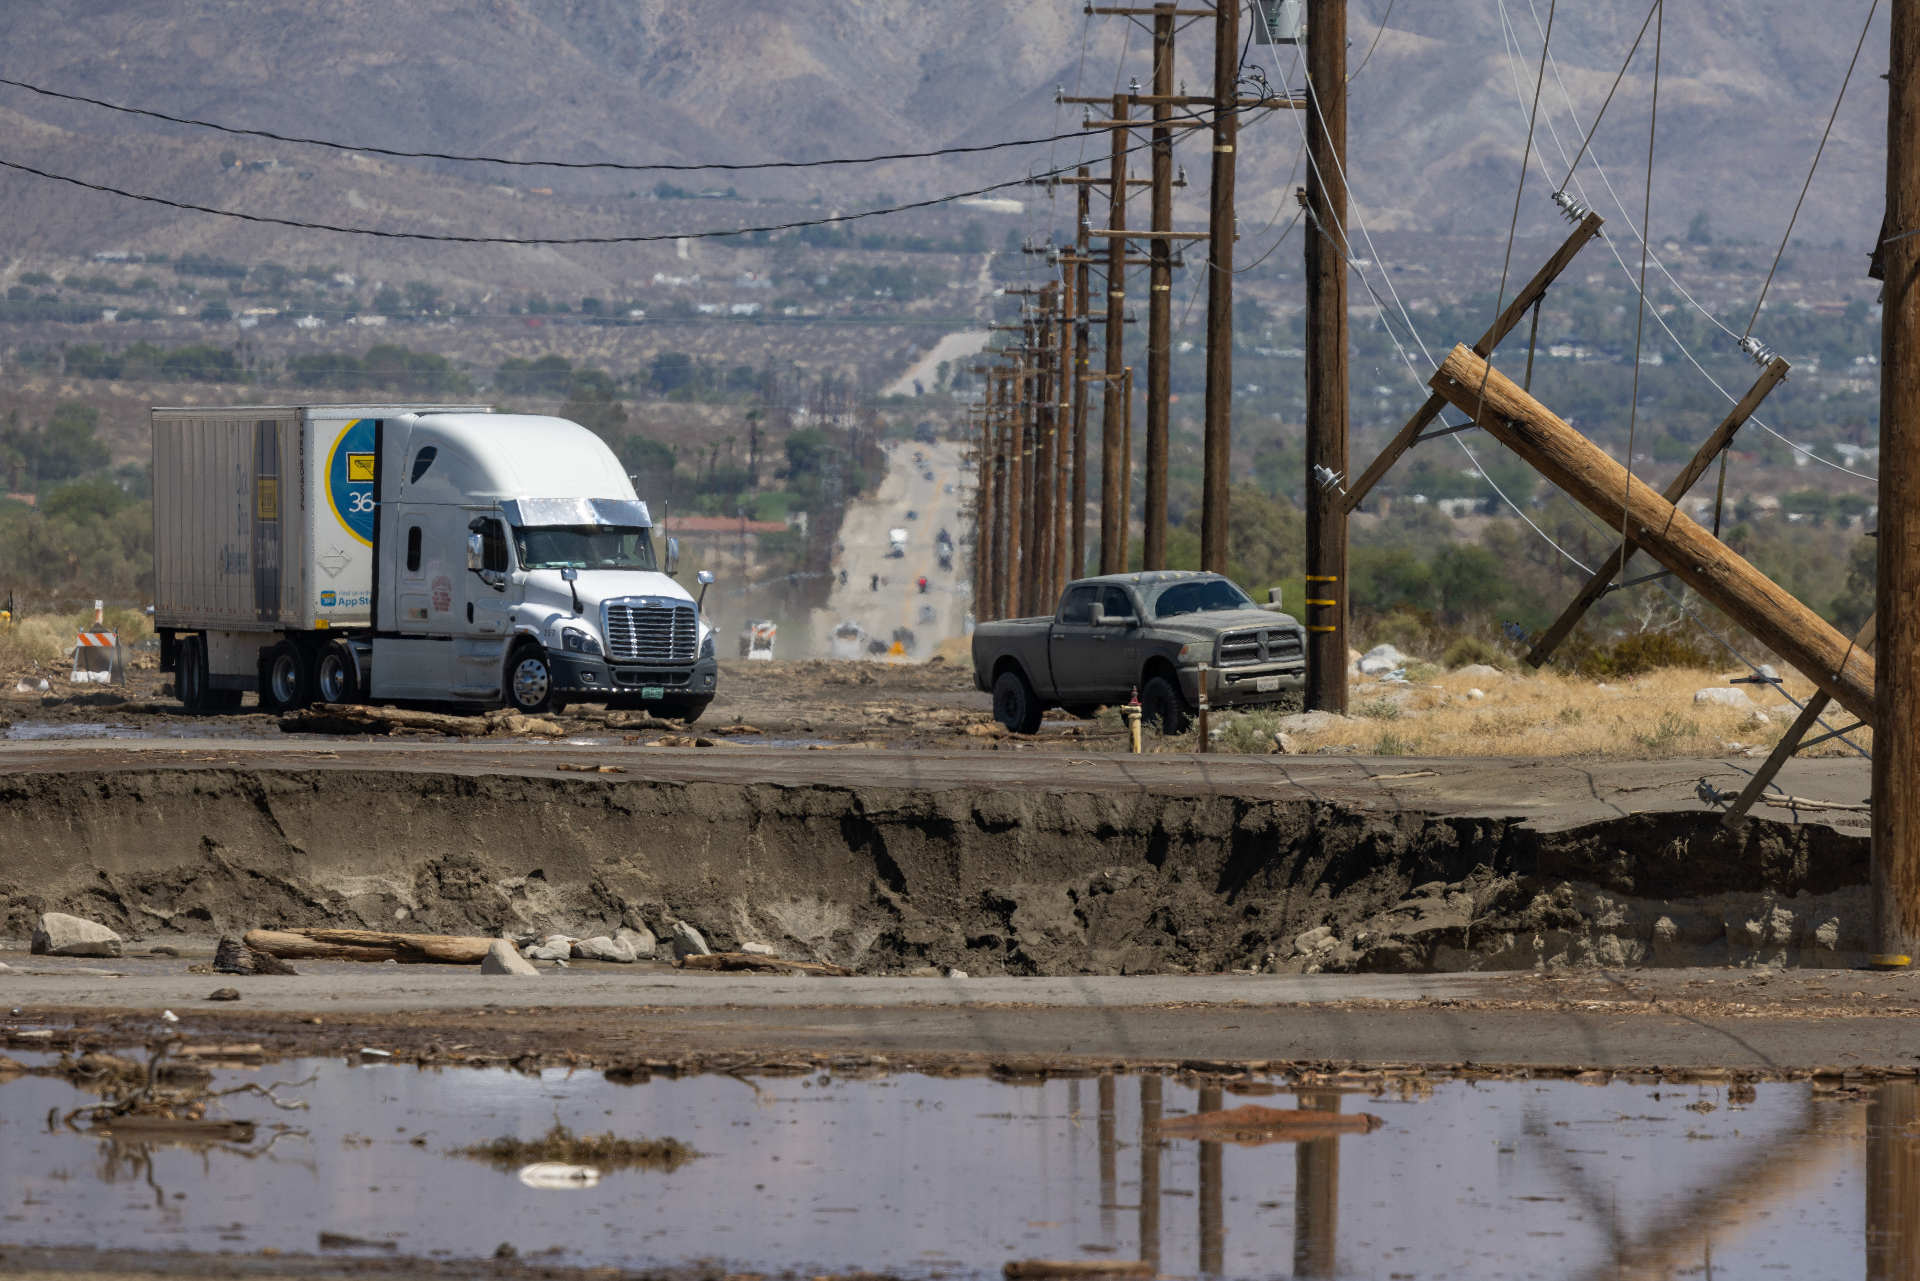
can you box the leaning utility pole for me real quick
[1101,92,1132,574]
[1199,0,1238,573]
[1877,0,1920,968]
[1302,0,1349,712]
[1145,4,1178,571]
[988,370,1010,621]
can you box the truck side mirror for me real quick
[1088,602,1106,626]
[697,570,715,585]
[467,532,484,571]
[1268,587,1284,606]
[664,538,680,576]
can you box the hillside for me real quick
[0,0,1894,273]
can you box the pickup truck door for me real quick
[1047,585,1101,700]
[1093,585,1146,695]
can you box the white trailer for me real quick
[151,405,719,720]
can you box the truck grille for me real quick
[604,603,697,663]
[1218,628,1305,666]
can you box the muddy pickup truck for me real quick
[971,571,1308,735]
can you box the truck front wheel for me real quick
[506,644,555,714]
[992,670,1044,735]
[1140,675,1191,737]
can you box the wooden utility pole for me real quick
[1031,288,1058,613]
[1054,295,1072,596]
[1877,0,1920,968]
[1199,0,1238,573]
[989,371,1010,620]
[1071,171,1093,581]
[1101,92,1132,574]
[1003,366,1023,618]
[1145,5,1177,571]
[972,401,993,618]
[1431,344,1877,722]
[1017,351,1038,615]
[1303,0,1349,712]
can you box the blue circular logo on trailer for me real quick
[326,419,376,547]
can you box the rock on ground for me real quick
[670,920,712,957]
[1694,687,1757,709]
[615,926,655,959]
[1453,664,1504,680]
[572,935,639,963]
[523,934,576,961]
[31,912,122,958]
[1278,710,1353,735]
[1358,645,1408,676]
[213,936,298,975]
[481,939,539,975]
[740,941,778,956]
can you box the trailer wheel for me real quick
[176,634,206,712]
[260,640,315,714]
[992,669,1044,735]
[506,643,555,714]
[315,641,360,704]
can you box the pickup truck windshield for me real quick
[1152,578,1253,619]
[513,525,658,571]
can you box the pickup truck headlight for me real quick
[699,629,715,659]
[561,626,602,656]
[1177,643,1210,664]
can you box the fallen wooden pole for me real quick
[1527,356,1790,667]
[1429,345,1876,724]
[1151,1103,1383,1141]
[245,928,497,965]
[676,952,856,977]
[1722,614,1876,830]
[1341,211,1604,515]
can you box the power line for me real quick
[0,107,1230,246]
[0,74,1093,174]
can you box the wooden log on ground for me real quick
[1004,1262,1155,1280]
[676,952,857,977]
[245,927,497,965]
[1429,345,1876,725]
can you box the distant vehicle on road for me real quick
[934,528,954,572]
[914,422,938,444]
[923,470,935,481]
[905,509,919,521]
[831,620,867,660]
[887,527,908,558]
[971,571,1307,735]
[738,619,777,660]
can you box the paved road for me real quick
[813,437,971,659]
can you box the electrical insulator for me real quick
[1552,190,1592,223]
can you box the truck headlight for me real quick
[561,626,602,656]
[699,630,715,659]
[1177,643,1209,664]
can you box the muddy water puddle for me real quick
[0,1056,1910,1278]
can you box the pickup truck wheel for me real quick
[1140,676,1191,737]
[992,670,1044,735]
[506,644,555,714]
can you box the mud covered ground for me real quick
[3,657,1129,749]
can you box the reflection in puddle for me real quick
[0,1057,1910,1276]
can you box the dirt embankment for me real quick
[0,767,1872,974]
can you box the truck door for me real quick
[1047,584,1100,700]
[1094,585,1145,695]
[377,505,453,695]
[451,514,513,699]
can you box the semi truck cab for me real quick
[153,405,717,721]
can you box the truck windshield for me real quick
[513,525,658,571]
[1152,578,1253,619]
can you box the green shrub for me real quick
[1443,636,1506,669]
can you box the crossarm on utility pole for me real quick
[1341,211,1605,515]
[1721,615,1876,830]
[1526,356,1791,667]
[1428,343,1877,725]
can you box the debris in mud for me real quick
[213,935,299,976]
[517,1161,602,1189]
[55,1037,315,1142]
[1005,1262,1155,1279]
[455,1121,696,1173]
[556,763,627,773]
[207,987,241,1001]
[32,911,123,958]
[1151,1103,1384,1144]
[678,951,855,977]
[318,1232,398,1251]
[245,927,497,965]
[279,703,567,739]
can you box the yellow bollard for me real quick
[1124,687,1143,754]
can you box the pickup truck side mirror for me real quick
[664,537,680,576]
[1094,607,1136,627]
[1088,602,1105,627]
[1261,586,1289,612]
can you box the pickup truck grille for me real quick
[604,603,697,663]
[1218,628,1305,666]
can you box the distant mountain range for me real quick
[0,1,1893,279]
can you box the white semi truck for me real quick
[151,404,718,720]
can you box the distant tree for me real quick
[648,351,700,396]
[1686,210,1713,244]
[373,285,405,316]
[402,280,439,313]
[33,403,112,483]
[63,344,122,380]
[959,219,988,254]
[41,476,129,522]
[494,353,573,396]
[579,296,605,315]
[219,149,238,169]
